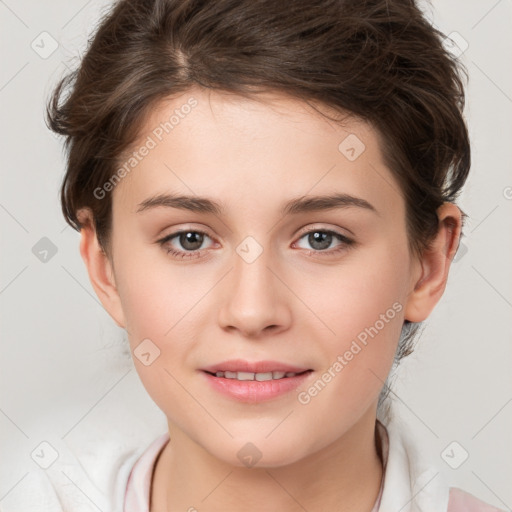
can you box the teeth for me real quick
[237,371,255,381]
[255,372,273,381]
[213,370,300,380]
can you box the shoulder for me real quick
[1,437,148,512]
[448,487,506,512]
[375,412,506,512]
[0,468,64,512]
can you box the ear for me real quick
[77,208,126,329]
[404,202,462,323]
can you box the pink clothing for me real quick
[123,419,503,512]
[448,488,507,511]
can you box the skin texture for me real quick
[78,86,462,511]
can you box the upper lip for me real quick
[201,359,311,374]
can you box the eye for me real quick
[157,229,215,260]
[294,229,354,255]
[157,227,355,260]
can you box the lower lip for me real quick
[201,371,313,403]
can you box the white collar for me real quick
[123,407,451,512]
[377,409,450,511]
[22,406,451,511]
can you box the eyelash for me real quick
[156,228,355,260]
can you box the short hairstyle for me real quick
[46,0,471,411]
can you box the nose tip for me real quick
[217,248,291,338]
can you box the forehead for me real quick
[112,87,404,221]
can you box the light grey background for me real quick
[1,0,511,509]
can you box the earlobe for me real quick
[77,209,126,329]
[404,203,462,323]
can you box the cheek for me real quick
[116,275,197,419]
[112,251,215,410]
[309,242,408,340]
[296,244,408,400]
[114,248,195,339]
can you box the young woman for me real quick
[36,0,503,510]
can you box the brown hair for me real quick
[46,0,470,408]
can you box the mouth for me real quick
[200,359,314,402]
[203,369,313,381]
[200,359,313,378]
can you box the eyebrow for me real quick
[136,192,379,216]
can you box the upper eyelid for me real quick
[158,227,214,244]
[294,224,352,240]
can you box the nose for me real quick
[217,241,292,338]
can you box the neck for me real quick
[150,406,384,512]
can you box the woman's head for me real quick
[46,0,469,464]
[48,0,469,257]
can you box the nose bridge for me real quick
[217,235,290,336]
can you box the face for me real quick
[104,87,421,467]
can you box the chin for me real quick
[208,436,310,469]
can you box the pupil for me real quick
[309,232,331,250]
[181,232,203,250]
